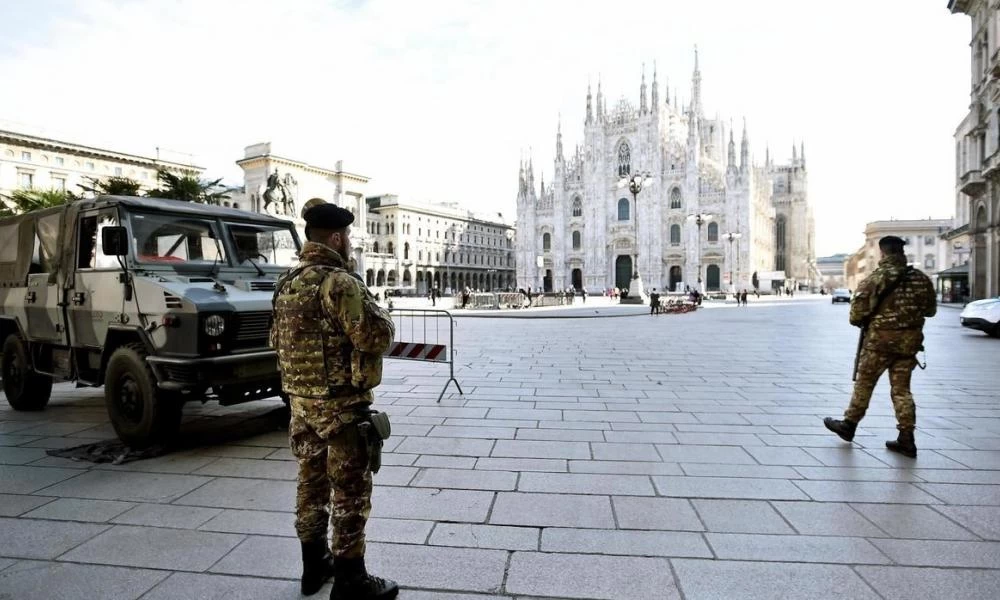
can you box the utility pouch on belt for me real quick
[357,410,391,474]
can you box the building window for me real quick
[21,151,31,161]
[404,242,410,259]
[418,250,423,261]
[52,177,66,192]
[924,254,935,269]
[572,231,581,249]
[55,157,64,166]
[373,241,379,253]
[572,197,583,217]
[670,224,681,245]
[906,253,915,265]
[542,233,551,251]
[617,142,631,177]
[617,198,630,221]
[17,172,33,189]
[924,236,935,245]
[388,241,395,256]
[114,167,123,176]
[669,188,682,209]
[775,215,787,271]
[86,161,95,171]
[707,222,719,242]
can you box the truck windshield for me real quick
[129,212,227,265]
[227,222,299,268]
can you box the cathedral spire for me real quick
[640,63,648,115]
[727,121,737,174]
[740,117,750,173]
[586,81,593,125]
[556,114,564,161]
[800,140,806,166]
[596,76,603,123]
[792,141,797,162]
[765,145,771,169]
[691,44,702,117]
[651,61,659,109]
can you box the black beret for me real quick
[879,235,906,247]
[304,203,354,229]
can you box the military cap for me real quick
[878,235,907,247]
[303,202,354,229]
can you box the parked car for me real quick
[0,196,301,447]
[831,288,852,304]
[960,297,1000,338]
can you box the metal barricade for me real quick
[384,308,463,402]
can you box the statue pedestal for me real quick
[620,274,646,305]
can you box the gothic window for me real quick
[542,232,551,251]
[404,242,410,259]
[707,222,719,242]
[669,188,682,209]
[373,241,380,253]
[617,198,630,221]
[572,231,581,249]
[418,250,423,261]
[617,142,631,177]
[388,241,395,256]
[572,197,583,217]
[670,224,681,245]
[775,215,787,271]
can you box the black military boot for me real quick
[301,540,335,596]
[331,557,398,600]
[886,429,917,458]
[823,417,857,442]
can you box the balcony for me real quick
[960,169,987,196]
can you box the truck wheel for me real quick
[2,334,52,411]
[104,344,181,448]
[991,323,1000,339]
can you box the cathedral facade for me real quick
[515,51,815,295]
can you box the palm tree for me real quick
[149,170,230,204]
[78,176,143,197]
[0,189,74,216]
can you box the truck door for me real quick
[68,208,121,349]
[24,212,69,345]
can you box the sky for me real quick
[0,0,971,256]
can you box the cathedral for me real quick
[515,50,815,295]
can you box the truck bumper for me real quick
[146,351,280,394]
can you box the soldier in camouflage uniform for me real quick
[271,202,399,599]
[824,235,937,458]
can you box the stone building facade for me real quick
[515,50,815,295]
[950,0,1000,299]
[845,219,953,293]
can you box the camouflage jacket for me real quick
[849,254,936,355]
[271,242,395,409]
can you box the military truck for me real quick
[0,196,301,447]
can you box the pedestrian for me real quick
[649,288,659,315]
[823,235,937,458]
[740,289,748,306]
[581,288,587,303]
[430,287,437,307]
[271,203,399,598]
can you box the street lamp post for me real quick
[723,231,743,294]
[505,229,515,291]
[618,171,653,301]
[686,213,714,292]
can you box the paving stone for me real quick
[365,542,508,593]
[62,524,243,571]
[705,532,890,564]
[39,470,212,503]
[654,445,756,464]
[191,457,295,480]
[679,463,800,479]
[445,417,538,428]
[207,534,299,578]
[744,446,823,466]
[672,559,881,600]
[870,538,1000,568]
[793,466,922,481]
[856,566,1000,600]
[0,493,55,516]
[569,460,682,475]
[414,455,477,469]
[563,410,639,422]
[23,498,134,523]
[516,428,607,442]
[372,486,494,522]
[194,445,275,459]
[0,465,81,494]
[0,560,167,600]
[197,509,293,536]
[506,552,679,599]
[653,476,809,500]
[935,505,1000,540]
[772,501,884,537]
[916,482,1000,505]
[852,503,979,540]
[94,453,219,475]
[367,518,435,544]
[913,469,1000,484]
[674,432,765,446]
[474,457,567,472]
[802,447,893,468]
[794,480,941,504]
[113,503,223,529]
[411,467,517,490]
[591,442,661,461]
[16,422,101,436]
[429,523,538,550]
[637,412,699,424]
[142,572,302,600]
[174,477,293,511]
[612,497,704,531]
[491,439,591,459]
[487,408,561,421]
[542,528,711,558]
[0,517,109,559]
[518,472,655,495]
[427,425,517,439]
[490,492,614,528]
[691,499,794,534]
[395,437,495,457]
[410,406,489,419]
[937,449,1000,469]
[0,446,49,465]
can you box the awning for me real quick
[937,263,969,276]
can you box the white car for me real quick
[831,288,852,304]
[960,297,1000,338]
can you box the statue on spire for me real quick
[651,61,659,109]
[640,63,648,115]
[556,114,564,161]
[586,82,593,125]
[691,45,702,117]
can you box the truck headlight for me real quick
[204,314,226,337]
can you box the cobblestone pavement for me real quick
[1,297,999,599]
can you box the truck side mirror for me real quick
[101,226,128,256]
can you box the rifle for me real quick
[851,266,914,382]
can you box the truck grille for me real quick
[233,311,272,348]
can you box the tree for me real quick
[149,170,230,204]
[78,176,143,197]
[0,189,74,216]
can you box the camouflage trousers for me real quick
[288,395,372,558]
[845,348,917,431]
